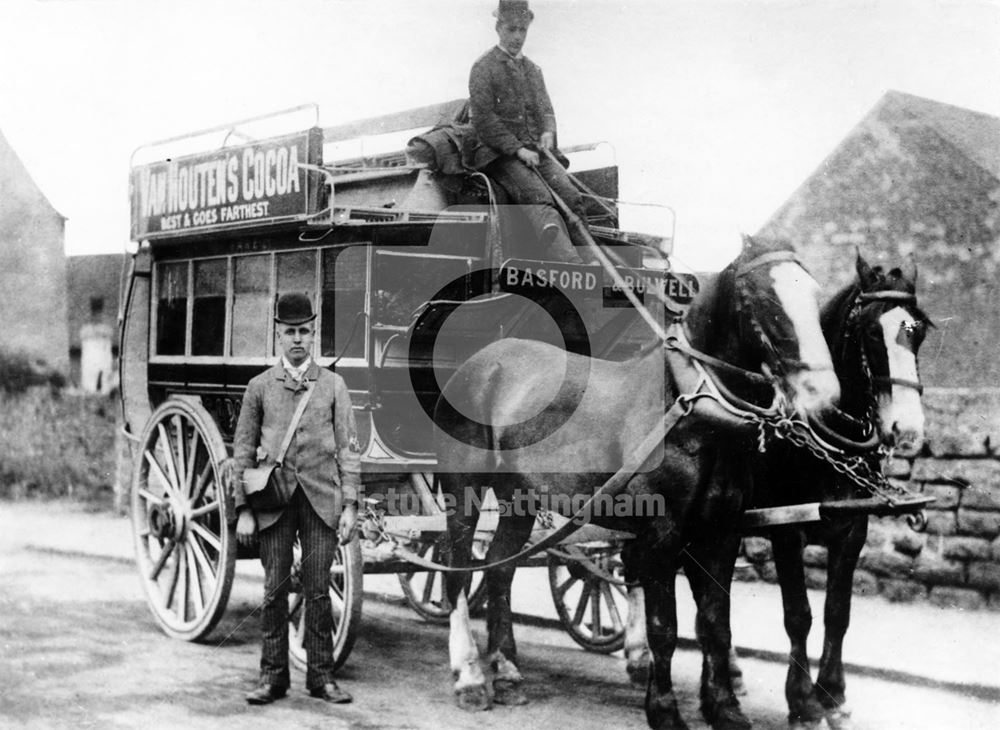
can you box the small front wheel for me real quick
[398,537,488,622]
[548,544,628,653]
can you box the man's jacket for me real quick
[233,361,361,531]
[466,45,557,170]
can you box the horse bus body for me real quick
[119,101,685,662]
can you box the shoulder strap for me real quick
[274,382,314,466]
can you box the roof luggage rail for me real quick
[130,104,320,167]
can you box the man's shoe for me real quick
[245,683,288,705]
[309,682,353,704]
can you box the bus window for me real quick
[274,250,317,356]
[192,259,226,356]
[374,252,471,328]
[155,261,188,355]
[232,254,270,357]
[321,247,367,360]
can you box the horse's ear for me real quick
[856,248,878,289]
[901,254,918,284]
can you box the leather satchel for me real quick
[243,382,313,511]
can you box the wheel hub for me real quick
[148,500,187,541]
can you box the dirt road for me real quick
[1,519,997,729]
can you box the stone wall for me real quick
[737,388,1000,611]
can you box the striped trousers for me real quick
[257,486,338,690]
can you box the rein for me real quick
[393,323,792,576]
[397,183,872,575]
[392,388,699,575]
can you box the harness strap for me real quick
[858,290,916,304]
[671,326,772,386]
[393,322,782,576]
[806,411,881,454]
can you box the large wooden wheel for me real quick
[547,543,629,653]
[398,536,488,622]
[130,398,236,641]
[289,537,363,672]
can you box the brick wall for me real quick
[738,388,1000,611]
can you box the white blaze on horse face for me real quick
[769,263,839,415]
[878,307,925,448]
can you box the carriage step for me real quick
[742,495,936,529]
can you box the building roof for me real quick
[878,90,1000,180]
[0,127,64,221]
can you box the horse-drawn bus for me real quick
[120,100,695,663]
[121,101,934,728]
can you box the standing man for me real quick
[232,292,361,705]
[467,0,596,264]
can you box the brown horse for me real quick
[433,236,840,729]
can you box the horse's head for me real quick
[839,253,930,453]
[687,236,839,420]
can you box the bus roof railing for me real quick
[130,103,320,167]
[321,99,467,144]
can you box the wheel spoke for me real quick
[601,582,624,633]
[421,570,437,605]
[163,547,181,611]
[190,500,220,519]
[148,538,176,581]
[186,543,205,618]
[144,451,173,496]
[156,424,181,496]
[571,582,590,628]
[175,546,188,623]
[185,425,201,500]
[171,415,188,495]
[554,572,576,603]
[590,584,601,637]
[138,487,164,504]
[329,583,345,613]
[189,521,221,552]
[329,575,345,603]
[189,534,218,584]
[190,461,213,506]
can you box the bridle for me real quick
[806,287,925,453]
[852,289,925,397]
[855,290,925,396]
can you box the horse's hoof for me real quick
[626,657,650,687]
[647,694,690,730]
[455,684,492,711]
[493,679,528,706]
[705,701,752,730]
[825,705,853,730]
[788,719,822,730]
[730,673,748,696]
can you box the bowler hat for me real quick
[274,292,316,325]
[494,0,534,22]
